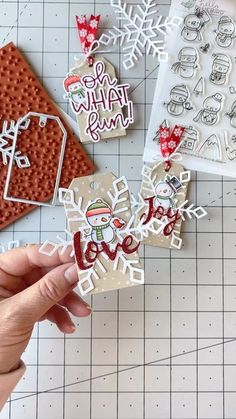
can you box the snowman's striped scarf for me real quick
[92,222,110,241]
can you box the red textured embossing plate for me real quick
[0,43,95,230]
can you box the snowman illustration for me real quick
[154,176,183,210]
[164,85,193,116]
[85,199,125,244]
[181,8,210,42]
[63,74,86,105]
[171,47,198,79]
[215,15,236,48]
[193,93,223,125]
[209,54,231,85]
[226,101,236,128]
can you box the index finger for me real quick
[0,244,74,277]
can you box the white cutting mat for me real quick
[1,0,236,418]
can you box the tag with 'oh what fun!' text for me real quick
[63,57,134,144]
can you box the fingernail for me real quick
[66,324,76,334]
[65,264,79,285]
[69,325,76,333]
[85,303,92,312]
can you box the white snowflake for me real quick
[0,119,31,169]
[169,140,177,150]
[39,232,74,258]
[87,33,95,43]
[176,200,208,222]
[173,127,183,137]
[80,28,88,38]
[99,0,183,69]
[90,19,98,29]
[0,240,20,254]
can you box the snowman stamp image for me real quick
[215,15,236,48]
[181,8,210,42]
[154,175,183,210]
[164,85,193,116]
[85,199,125,244]
[226,101,236,128]
[193,92,224,125]
[171,47,199,79]
[63,74,86,105]
[209,53,232,85]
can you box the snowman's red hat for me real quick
[64,74,82,92]
[86,199,111,218]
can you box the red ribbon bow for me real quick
[159,125,185,171]
[76,14,100,65]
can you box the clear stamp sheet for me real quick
[144,0,236,178]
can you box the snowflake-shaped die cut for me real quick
[99,0,183,69]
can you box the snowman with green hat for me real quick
[193,93,223,125]
[85,199,125,244]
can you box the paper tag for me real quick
[137,162,190,249]
[63,172,144,296]
[63,57,134,144]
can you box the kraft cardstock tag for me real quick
[62,172,144,296]
[137,162,190,249]
[64,57,134,144]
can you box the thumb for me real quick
[14,263,79,324]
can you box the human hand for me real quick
[0,245,91,374]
